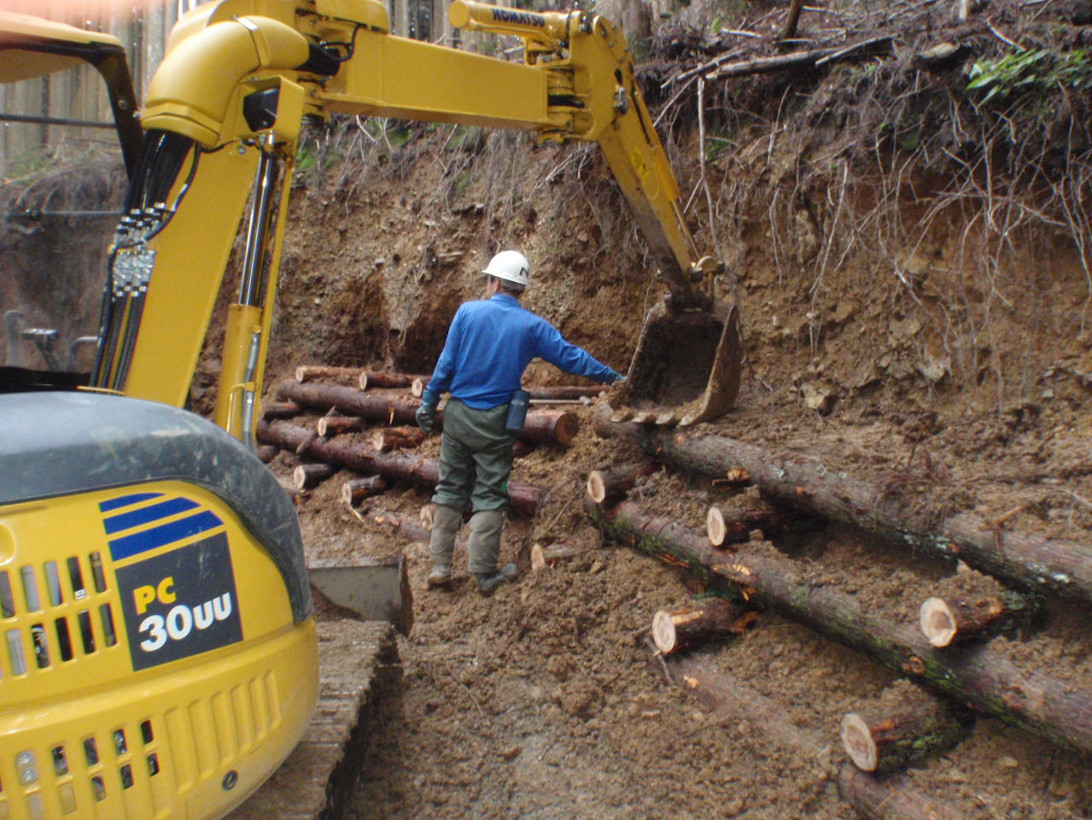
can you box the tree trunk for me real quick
[525,385,609,401]
[594,406,1092,608]
[278,380,579,447]
[651,598,755,654]
[586,497,1092,757]
[293,462,336,490]
[586,462,660,505]
[706,497,797,547]
[919,592,1037,648]
[341,476,389,506]
[371,426,426,452]
[256,444,280,463]
[530,542,582,571]
[258,420,543,516]
[840,695,975,773]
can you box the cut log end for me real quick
[920,597,958,647]
[587,471,608,504]
[840,713,878,772]
[651,609,679,654]
[707,505,726,546]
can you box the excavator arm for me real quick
[94,0,740,434]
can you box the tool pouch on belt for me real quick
[505,389,530,434]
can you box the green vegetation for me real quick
[967,48,1092,102]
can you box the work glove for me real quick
[416,390,439,434]
[607,369,626,384]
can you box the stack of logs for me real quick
[256,365,608,520]
[581,404,1092,820]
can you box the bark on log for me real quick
[706,497,797,547]
[293,462,336,490]
[371,426,426,452]
[837,764,964,820]
[341,476,389,506]
[840,696,975,773]
[594,406,1092,608]
[258,420,543,516]
[919,592,1037,648]
[669,653,962,820]
[359,370,431,391]
[530,542,582,571]
[256,444,280,463]
[278,380,579,447]
[525,385,608,401]
[586,462,660,505]
[261,400,302,419]
[651,598,755,654]
[295,365,361,383]
[586,496,1092,757]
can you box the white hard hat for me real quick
[483,250,530,289]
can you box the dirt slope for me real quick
[260,2,1092,816]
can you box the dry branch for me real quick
[594,408,1092,608]
[530,542,582,571]
[586,497,1092,757]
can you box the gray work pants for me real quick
[429,398,515,574]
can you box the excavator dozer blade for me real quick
[615,300,741,426]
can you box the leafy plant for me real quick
[967,48,1092,101]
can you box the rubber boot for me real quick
[475,563,518,596]
[466,508,506,576]
[427,504,463,588]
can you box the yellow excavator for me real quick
[0,2,740,818]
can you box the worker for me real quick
[416,250,625,595]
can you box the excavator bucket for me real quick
[615,299,742,426]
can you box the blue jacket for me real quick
[424,293,621,409]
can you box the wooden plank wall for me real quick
[0,0,196,171]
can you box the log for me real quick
[255,444,280,463]
[257,420,544,517]
[371,426,426,452]
[293,462,336,490]
[276,381,420,426]
[359,370,431,391]
[278,380,579,447]
[706,496,797,547]
[295,364,361,383]
[837,764,965,820]
[586,462,660,505]
[524,385,608,401]
[840,685,975,773]
[594,405,1092,608]
[919,592,1037,648]
[670,653,962,820]
[651,598,755,655]
[317,416,368,437]
[261,400,302,419]
[341,476,389,506]
[530,542,582,571]
[586,496,1092,757]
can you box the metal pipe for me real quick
[238,142,278,307]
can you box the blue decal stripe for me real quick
[104,497,201,535]
[108,510,223,562]
[99,492,163,513]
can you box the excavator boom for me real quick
[95,0,740,433]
